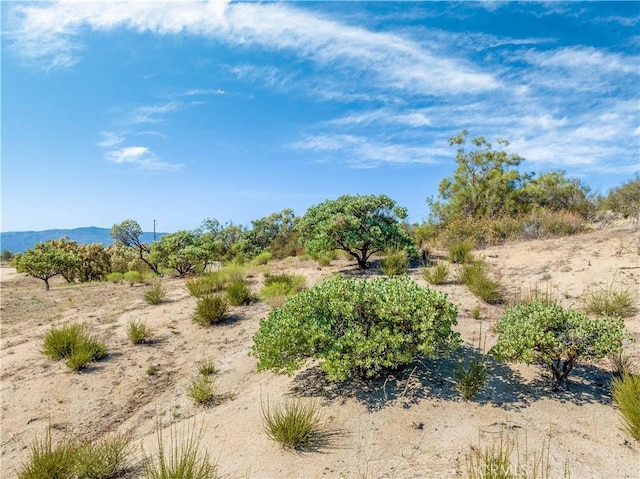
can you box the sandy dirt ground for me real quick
[1,221,639,478]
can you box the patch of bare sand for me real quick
[1,223,639,478]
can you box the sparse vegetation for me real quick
[197,358,216,376]
[127,320,151,344]
[226,279,252,306]
[261,398,324,450]
[186,375,216,406]
[123,270,144,286]
[260,272,306,307]
[422,261,449,285]
[459,261,503,304]
[454,358,488,401]
[253,275,459,381]
[251,251,272,266]
[448,239,475,264]
[193,294,228,326]
[584,277,636,318]
[106,272,123,284]
[147,364,159,376]
[610,352,636,378]
[42,323,107,371]
[466,433,562,479]
[144,280,167,305]
[379,248,409,276]
[611,373,640,441]
[142,420,216,479]
[19,428,132,479]
[491,301,630,387]
[185,273,226,298]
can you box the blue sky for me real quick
[2,1,639,233]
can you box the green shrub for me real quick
[226,280,252,306]
[454,358,488,401]
[193,295,228,326]
[584,278,636,318]
[491,301,630,387]
[611,373,640,440]
[379,248,409,276]
[123,270,144,286]
[261,398,323,450]
[19,429,132,479]
[459,261,503,304]
[147,364,159,376]
[127,320,151,344]
[106,272,123,284]
[142,420,216,479]
[42,323,107,371]
[251,251,273,266]
[448,239,475,264]
[144,281,167,305]
[422,262,449,285]
[185,273,226,298]
[186,375,216,406]
[252,275,459,381]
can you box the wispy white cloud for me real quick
[125,102,182,125]
[105,146,181,171]
[97,131,124,148]
[293,134,445,168]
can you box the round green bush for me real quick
[252,275,459,381]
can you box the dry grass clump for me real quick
[260,272,306,307]
[422,261,450,285]
[379,248,409,276]
[584,277,636,318]
[127,320,151,344]
[19,429,132,479]
[454,358,488,401]
[466,433,567,479]
[226,280,252,306]
[611,373,640,441]
[186,375,217,406]
[509,282,558,307]
[448,239,475,264]
[261,398,324,451]
[143,420,216,479]
[144,280,167,305]
[193,294,228,326]
[459,261,503,305]
[42,323,107,372]
[185,273,226,298]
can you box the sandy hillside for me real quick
[1,221,639,478]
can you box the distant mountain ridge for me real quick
[0,227,165,253]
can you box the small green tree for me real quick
[110,220,159,275]
[491,301,630,387]
[252,275,459,381]
[518,170,595,217]
[428,130,529,224]
[150,230,210,277]
[1,249,14,262]
[599,175,640,219]
[297,194,417,269]
[15,242,80,291]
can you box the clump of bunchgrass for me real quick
[466,433,562,479]
[123,270,144,286]
[448,239,475,264]
[127,320,151,344]
[261,398,324,450]
[509,282,558,307]
[142,420,216,479]
[610,352,636,378]
[459,261,503,305]
[454,358,488,401]
[251,251,272,266]
[197,358,216,376]
[186,375,217,406]
[379,248,409,276]
[106,272,123,284]
[260,273,306,307]
[19,428,132,479]
[226,280,252,306]
[42,323,107,371]
[144,280,167,305]
[185,273,226,298]
[584,277,636,318]
[193,294,228,326]
[422,261,449,285]
[611,373,640,441]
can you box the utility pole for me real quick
[153,219,157,242]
